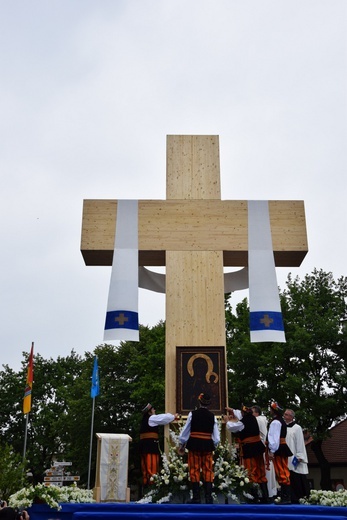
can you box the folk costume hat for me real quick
[241,404,253,414]
[269,399,283,414]
[198,393,211,406]
[141,403,153,414]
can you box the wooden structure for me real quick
[81,135,308,417]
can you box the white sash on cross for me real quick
[248,200,286,343]
[104,200,139,342]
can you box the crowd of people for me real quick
[140,395,310,504]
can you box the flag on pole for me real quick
[104,199,139,342]
[91,356,100,398]
[23,342,34,414]
[248,200,286,343]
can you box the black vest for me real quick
[186,407,215,452]
[271,415,293,457]
[139,414,160,454]
[237,413,265,458]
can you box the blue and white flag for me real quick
[104,199,139,342]
[91,355,100,398]
[248,200,286,343]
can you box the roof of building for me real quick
[306,418,347,465]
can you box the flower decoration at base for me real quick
[300,489,347,508]
[138,425,255,504]
[9,483,95,511]
[213,439,254,503]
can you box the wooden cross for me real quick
[81,135,308,415]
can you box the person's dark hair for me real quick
[198,393,211,406]
[252,405,262,415]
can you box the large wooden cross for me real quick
[81,135,308,416]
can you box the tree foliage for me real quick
[0,444,27,499]
[226,268,347,489]
[281,270,347,432]
[227,269,347,432]
[0,322,165,496]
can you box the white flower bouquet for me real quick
[213,439,254,502]
[300,489,347,507]
[9,483,95,511]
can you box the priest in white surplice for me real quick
[284,409,310,503]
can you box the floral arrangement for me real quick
[213,438,254,503]
[300,489,347,507]
[139,425,254,504]
[9,483,95,511]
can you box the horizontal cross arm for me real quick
[80,199,307,267]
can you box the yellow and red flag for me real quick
[23,342,34,414]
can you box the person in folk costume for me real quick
[283,408,310,503]
[252,405,278,500]
[267,400,293,504]
[224,405,269,503]
[178,393,220,504]
[139,403,179,489]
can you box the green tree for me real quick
[281,269,347,489]
[0,444,28,500]
[226,269,347,489]
[225,295,261,405]
[0,351,85,483]
[0,322,166,492]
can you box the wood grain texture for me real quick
[81,198,307,266]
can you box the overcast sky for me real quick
[1,1,346,372]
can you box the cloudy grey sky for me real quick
[1,1,346,371]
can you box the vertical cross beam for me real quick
[165,135,226,415]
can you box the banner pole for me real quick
[23,413,29,463]
[87,397,96,489]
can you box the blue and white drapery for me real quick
[248,200,286,343]
[104,200,139,342]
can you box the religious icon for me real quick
[176,346,226,415]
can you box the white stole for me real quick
[248,200,286,343]
[104,200,139,342]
